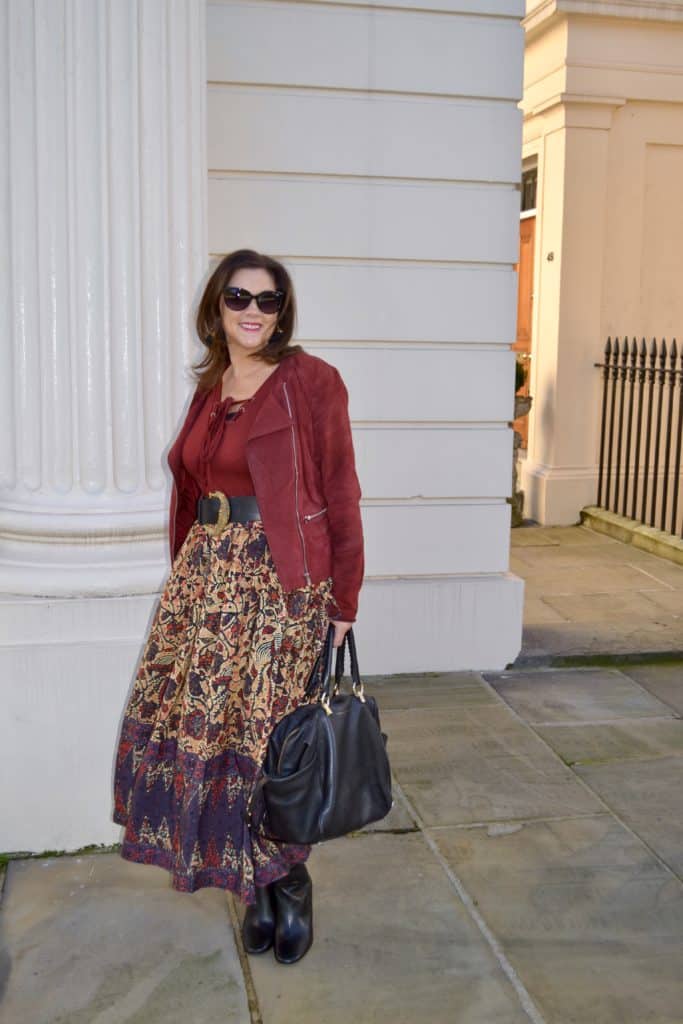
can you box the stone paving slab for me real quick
[509,554,535,576]
[510,524,683,661]
[431,815,683,1024]
[534,718,683,766]
[486,667,678,724]
[512,542,669,569]
[517,596,567,626]
[383,704,602,827]
[357,784,417,833]
[0,854,249,1024]
[510,530,561,548]
[512,526,611,547]
[631,588,683,617]
[574,755,683,879]
[623,555,683,590]
[519,564,671,597]
[539,591,681,625]
[368,670,500,711]
[619,662,683,715]
[240,831,531,1024]
[513,536,682,570]
[520,622,683,658]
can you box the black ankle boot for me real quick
[242,883,275,954]
[272,862,313,964]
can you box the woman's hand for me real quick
[330,619,353,648]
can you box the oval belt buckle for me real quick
[205,489,231,537]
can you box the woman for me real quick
[112,249,364,965]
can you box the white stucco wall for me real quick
[520,0,683,524]
[204,0,526,672]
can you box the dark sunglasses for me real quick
[222,286,284,315]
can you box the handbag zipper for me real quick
[282,381,312,585]
[303,505,327,521]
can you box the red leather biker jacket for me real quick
[166,349,364,622]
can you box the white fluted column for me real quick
[0,0,207,595]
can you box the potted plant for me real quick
[511,356,533,527]
[514,356,532,420]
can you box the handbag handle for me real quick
[311,622,336,715]
[308,623,366,714]
[304,620,334,698]
[331,627,365,704]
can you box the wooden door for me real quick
[513,215,535,448]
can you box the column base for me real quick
[357,572,524,673]
[0,507,170,596]
[519,458,597,525]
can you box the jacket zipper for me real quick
[303,505,327,521]
[282,381,312,585]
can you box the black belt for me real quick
[197,491,261,535]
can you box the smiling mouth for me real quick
[240,323,262,331]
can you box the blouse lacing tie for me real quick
[197,394,254,493]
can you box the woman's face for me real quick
[219,267,282,359]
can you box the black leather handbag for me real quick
[246,624,393,844]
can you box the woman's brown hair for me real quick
[191,249,303,392]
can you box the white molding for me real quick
[210,0,524,16]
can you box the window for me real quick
[521,167,537,212]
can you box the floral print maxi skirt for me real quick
[112,517,333,905]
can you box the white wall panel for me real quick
[208,86,522,183]
[276,263,518,345]
[357,572,524,674]
[209,176,519,263]
[354,426,513,498]
[362,503,511,574]
[0,638,145,851]
[307,345,516,423]
[207,1,523,100]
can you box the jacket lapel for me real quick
[247,374,293,441]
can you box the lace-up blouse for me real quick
[182,366,281,496]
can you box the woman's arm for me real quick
[170,472,201,562]
[310,364,364,628]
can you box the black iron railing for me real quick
[594,337,683,539]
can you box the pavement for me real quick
[1,525,682,1024]
[511,522,683,664]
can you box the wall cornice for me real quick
[524,0,683,38]
[522,90,626,122]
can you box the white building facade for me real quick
[520,0,683,526]
[1,0,525,852]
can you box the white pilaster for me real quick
[0,0,207,595]
[520,97,623,524]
